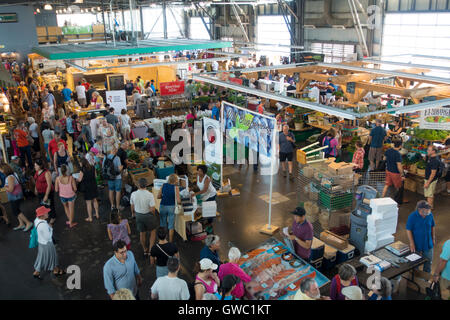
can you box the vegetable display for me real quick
[407,128,450,141]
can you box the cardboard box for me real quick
[328,162,354,176]
[130,168,155,187]
[320,230,349,250]
[404,178,417,192]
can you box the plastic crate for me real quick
[155,166,175,179]
[319,191,353,211]
[336,244,355,264]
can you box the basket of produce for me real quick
[416,160,426,177]
[409,163,417,174]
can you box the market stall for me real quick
[240,237,329,300]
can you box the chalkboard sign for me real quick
[107,74,125,91]
[346,82,355,94]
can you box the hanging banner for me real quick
[222,101,276,159]
[160,81,185,96]
[203,117,223,188]
[106,90,127,115]
[419,106,450,130]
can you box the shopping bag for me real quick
[201,201,217,218]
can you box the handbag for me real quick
[174,186,184,215]
[426,281,442,300]
[29,221,44,249]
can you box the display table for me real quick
[240,237,329,300]
[71,106,106,116]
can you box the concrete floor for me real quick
[0,163,449,300]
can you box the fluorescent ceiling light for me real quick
[74,0,84,3]
[97,7,101,11]
[44,4,53,10]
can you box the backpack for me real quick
[323,136,336,157]
[29,221,44,249]
[436,157,446,178]
[102,156,119,180]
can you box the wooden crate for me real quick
[47,26,62,35]
[92,24,105,33]
[36,26,47,36]
[404,178,417,193]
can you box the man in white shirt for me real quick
[212,60,219,72]
[130,178,157,257]
[76,81,87,107]
[151,257,189,300]
[89,113,100,141]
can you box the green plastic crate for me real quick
[318,191,353,211]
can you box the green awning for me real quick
[32,39,233,60]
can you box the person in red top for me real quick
[257,102,264,115]
[34,159,56,226]
[351,140,365,172]
[81,78,90,91]
[48,132,68,162]
[14,121,33,169]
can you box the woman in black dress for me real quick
[76,158,99,222]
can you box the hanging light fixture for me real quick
[44,4,53,11]
[97,7,101,11]
[91,7,95,12]
[63,8,67,13]
[36,8,41,13]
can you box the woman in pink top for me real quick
[55,164,77,228]
[194,258,221,300]
[218,247,252,299]
[322,129,339,158]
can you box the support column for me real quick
[162,0,168,39]
[294,0,305,61]
[139,6,144,40]
[184,10,190,39]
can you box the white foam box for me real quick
[367,215,398,228]
[369,198,398,215]
[365,236,395,253]
[367,234,395,244]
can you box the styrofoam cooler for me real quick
[370,198,398,217]
[201,201,217,218]
[365,236,395,253]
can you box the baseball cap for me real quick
[199,258,218,271]
[36,206,51,217]
[341,286,363,300]
[291,207,306,216]
[417,200,431,210]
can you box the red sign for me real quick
[160,81,185,96]
[229,77,243,85]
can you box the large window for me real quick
[57,13,98,27]
[142,7,184,38]
[382,12,450,76]
[310,42,355,63]
[382,13,450,57]
[257,16,291,55]
[190,17,211,40]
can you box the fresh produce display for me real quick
[424,115,450,123]
[416,160,427,170]
[407,128,450,141]
[127,150,140,162]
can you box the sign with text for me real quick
[229,77,243,85]
[106,90,126,115]
[160,81,185,96]
[204,117,223,188]
[419,106,450,130]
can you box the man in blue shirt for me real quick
[210,101,220,121]
[150,80,156,95]
[368,119,386,170]
[406,200,435,273]
[433,239,450,298]
[200,234,222,269]
[103,240,142,299]
[381,139,405,202]
[61,83,72,103]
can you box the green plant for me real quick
[416,160,427,170]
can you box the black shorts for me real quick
[280,152,293,162]
[10,199,23,217]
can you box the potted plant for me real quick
[293,107,305,130]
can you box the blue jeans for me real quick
[418,248,433,273]
[159,205,175,230]
[107,179,122,192]
[19,145,32,168]
[156,265,169,278]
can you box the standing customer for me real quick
[194,258,221,300]
[75,81,86,107]
[53,142,71,175]
[55,164,77,228]
[157,174,181,243]
[215,274,241,300]
[119,109,132,140]
[279,124,296,179]
[0,163,32,231]
[150,227,180,278]
[130,178,157,257]
[287,207,313,262]
[217,247,251,299]
[368,119,386,171]
[41,122,54,163]
[103,240,142,299]
[406,200,435,273]
[28,117,40,154]
[14,121,33,169]
[381,139,406,200]
[200,234,222,268]
[322,129,338,159]
[433,239,450,299]
[103,145,123,210]
[329,263,359,300]
[424,145,440,209]
[352,140,365,172]
[32,206,65,279]
[293,278,330,300]
[151,257,190,300]
[107,211,131,250]
[33,159,56,226]
[76,158,99,222]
